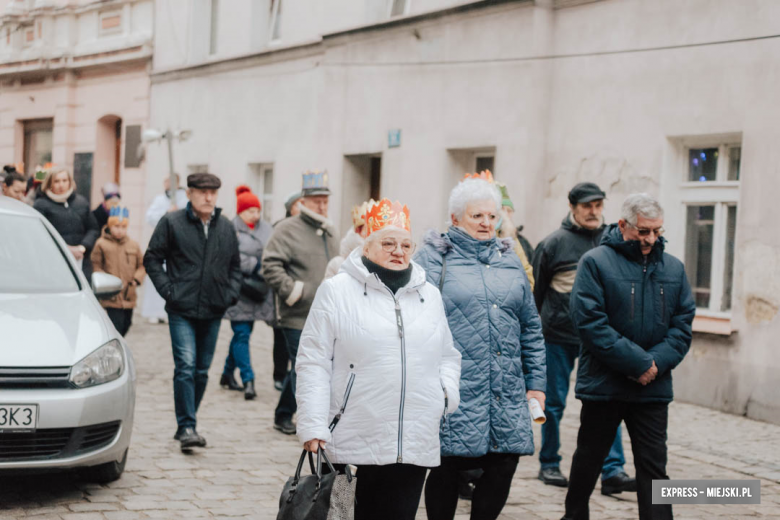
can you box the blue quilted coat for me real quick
[414,226,546,457]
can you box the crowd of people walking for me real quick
[0,162,695,520]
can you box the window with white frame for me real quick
[681,141,740,314]
[249,163,274,222]
[388,0,410,17]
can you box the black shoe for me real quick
[601,472,637,495]
[538,467,569,488]
[220,372,243,391]
[273,380,284,391]
[273,417,296,435]
[178,427,207,450]
[457,480,475,500]
[244,380,257,400]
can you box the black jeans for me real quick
[353,463,427,520]
[425,453,520,520]
[106,308,133,336]
[272,326,289,383]
[274,328,301,422]
[565,401,672,520]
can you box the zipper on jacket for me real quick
[329,372,356,432]
[196,221,210,316]
[388,290,407,464]
[630,283,635,321]
[660,283,665,320]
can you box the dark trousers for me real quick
[223,321,255,384]
[272,326,289,382]
[565,401,672,520]
[354,464,427,520]
[540,342,625,480]
[274,328,301,422]
[106,308,133,337]
[168,314,221,432]
[425,453,520,520]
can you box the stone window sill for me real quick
[692,315,735,336]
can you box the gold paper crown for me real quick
[365,198,411,236]
[463,169,494,183]
[351,199,376,229]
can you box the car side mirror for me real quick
[92,272,123,299]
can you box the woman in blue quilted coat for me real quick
[415,173,546,520]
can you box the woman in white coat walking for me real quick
[296,199,461,520]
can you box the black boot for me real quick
[244,380,257,400]
[601,472,637,495]
[539,467,569,488]
[220,372,243,391]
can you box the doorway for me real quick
[93,115,122,205]
[342,154,381,233]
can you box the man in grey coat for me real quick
[262,171,339,435]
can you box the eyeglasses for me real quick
[380,239,416,254]
[627,222,665,237]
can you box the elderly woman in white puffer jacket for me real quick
[296,198,461,520]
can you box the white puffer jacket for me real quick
[296,248,461,467]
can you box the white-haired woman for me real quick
[33,168,100,278]
[414,173,546,520]
[295,199,461,520]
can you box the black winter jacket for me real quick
[532,215,605,346]
[143,203,242,320]
[570,224,696,403]
[33,192,100,251]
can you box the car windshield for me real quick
[0,213,80,293]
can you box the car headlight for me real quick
[69,339,125,388]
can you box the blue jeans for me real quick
[223,321,255,384]
[539,342,626,481]
[168,314,222,432]
[274,328,302,422]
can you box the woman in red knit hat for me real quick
[220,185,275,400]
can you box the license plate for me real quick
[0,404,38,432]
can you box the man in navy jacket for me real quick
[563,193,696,520]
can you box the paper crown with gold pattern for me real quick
[107,206,129,227]
[351,199,376,229]
[364,198,411,236]
[463,169,494,183]
[301,170,331,196]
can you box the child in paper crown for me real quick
[90,206,146,336]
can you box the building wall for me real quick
[0,0,153,242]
[146,0,780,423]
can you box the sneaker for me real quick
[601,472,637,495]
[538,467,569,488]
[273,417,296,435]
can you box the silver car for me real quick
[0,197,136,482]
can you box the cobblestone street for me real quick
[1,318,779,520]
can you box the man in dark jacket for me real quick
[262,173,338,435]
[563,193,695,520]
[144,173,241,451]
[533,182,634,493]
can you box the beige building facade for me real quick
[146,0,780,423]
[0,0,152,240]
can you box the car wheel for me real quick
[81,449,128,483]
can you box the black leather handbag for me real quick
[277,448,354,520]
[240,272,269,302]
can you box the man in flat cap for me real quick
[262,171,339,435]
[144,172,242,451]
[533,182,637,495]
